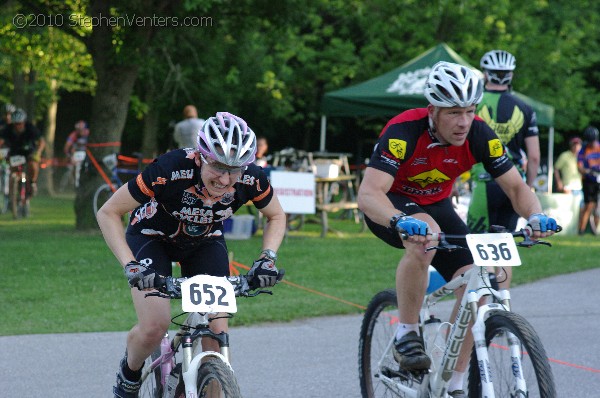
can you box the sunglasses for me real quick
[200,154,246,177]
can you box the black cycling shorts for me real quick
[125,233,230,278]
[364,194,473,282]
[582,179,599,204]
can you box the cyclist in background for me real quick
[357,62,557,398]
[97,112,287,398]
[0,103,16,130]
[577,125,600,235]
[0,108,45,197]
[63,120,90,158]
[467,49,541,235]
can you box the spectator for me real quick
[554,137,583,194]
[173,105,205,149]
[467,50,540,234]
[577,126,600,235]
[254,136,270,168]
[0,108,45,200]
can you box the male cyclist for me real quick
[357,61,557,398]
[0,108,45,199]
[97,112,287,398]
[63,120,90,157]
[467,50,541,235]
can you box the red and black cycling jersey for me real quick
[368,108,513,205]
[127,148,273,243]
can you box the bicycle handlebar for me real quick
[400,225,562,251]
[145,270,286,300]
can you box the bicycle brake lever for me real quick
[144,292,171,299]
[425,243,463,252]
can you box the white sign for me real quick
[466,233,521,267]
[270,171,315,214]
[181,275,237,314]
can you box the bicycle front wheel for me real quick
[359,289,403,398]
[93,183,114,216]
[468,310,556,398]
[174,357,241,398]
[139,349,163,398]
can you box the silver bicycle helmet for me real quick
[197,112,257,167]
[583,125,599,143]
[480,50,516,85]
[424,61,483,107]
[11,108,27,123]
[3,103,16,114]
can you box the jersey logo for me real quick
[488,139,504,157]
[407,168,450,188]
[478,105,525,144]
[152,177,168,186]
[388,139,407,160]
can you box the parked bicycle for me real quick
[359,227,560,398]
[137,271,283,398]
[92,152,145,216]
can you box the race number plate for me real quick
[9,155,26,167]
[72,151,87,162]
[181,275,237,314]
[466,233,521,267]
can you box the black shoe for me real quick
[113,356,142,398]
[392,331,431,371]
[448,390,466,398]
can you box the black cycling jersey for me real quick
[477,89,539,166]
[0,122,43,157]
[126,148,273,246]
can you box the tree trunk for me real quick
[74,65,139,230]
[142,87,159,158]
[43,79,58,196]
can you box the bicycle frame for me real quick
[378,264,519,398]
[140,311,236,398]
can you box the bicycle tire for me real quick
[174,357,242,398]
[286,214,305,231]
[467,310,556,398]
[359,289,406,398]
[139,349,163,398]
[93,183,115,216]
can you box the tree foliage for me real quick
[3,0,600,228]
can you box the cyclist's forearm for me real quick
[97,210,135,267]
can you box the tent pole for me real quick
[547,126,554,194]
[320,115,327,152]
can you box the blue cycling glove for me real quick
[527,213,557,233]
[393,215,429,236]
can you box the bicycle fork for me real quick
[468,290,527,397]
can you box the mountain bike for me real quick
[359,227,560,398]
[8,154,29,218]
[59,150,87,191]
[93,152,144,216]
[137,271,284,398]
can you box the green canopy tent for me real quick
[320,43,556,192]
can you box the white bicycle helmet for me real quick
[480,50,516,85]
[197,112,257,167]
[424,61,483,107]
[11,108,27,123]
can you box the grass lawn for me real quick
[0,194,598,336]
